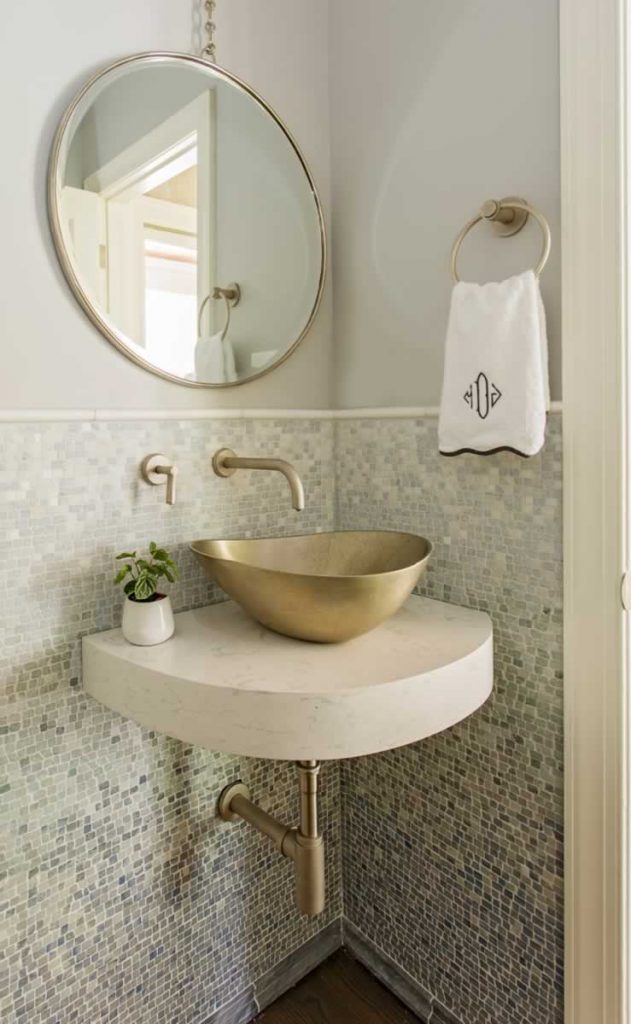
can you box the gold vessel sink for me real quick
[190,531,432,643]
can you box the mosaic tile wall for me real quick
[1,417,342,1024]
[3,412,563,1024]
[335,415,564,1024]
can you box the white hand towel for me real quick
[194,332,238,384]
[438,270,549,457]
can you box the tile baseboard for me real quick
[204,917,466,1024]
[431,1002,467,1024]
[255,918,343,1011]
[343,919,465,1024]
[203,989,258,1024]
[203,919,343,1024]
[342,920,435,1021]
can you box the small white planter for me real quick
[122,594,175,646]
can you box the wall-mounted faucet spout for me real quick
[212,448,305,511]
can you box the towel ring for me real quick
[198,283,241,340]
[450,197,551,283]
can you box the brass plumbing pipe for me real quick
[217,762,325,917]
[298,760,319,838]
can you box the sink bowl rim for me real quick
[190,529,433,582]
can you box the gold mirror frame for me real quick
[47,52,327,388]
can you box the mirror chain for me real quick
[202,0,217,63]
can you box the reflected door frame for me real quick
[561,0,629,1021]
[84,91,217,344]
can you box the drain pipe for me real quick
[217,761,325,917]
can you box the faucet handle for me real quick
[141,454,178,506]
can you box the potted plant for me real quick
[114,542,179,646]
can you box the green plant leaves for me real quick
[134,572,156,602]
[114,543,179,600]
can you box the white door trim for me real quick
[84,94,208,198]
[561,0,628,1021]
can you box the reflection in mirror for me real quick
[50,55,325,386]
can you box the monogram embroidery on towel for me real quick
[464,372,502,420]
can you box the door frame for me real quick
[84,92,217,340]
[561,0,629,1021]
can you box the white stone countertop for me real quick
[83,595,493,761]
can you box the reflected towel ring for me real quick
[450,197,551,283]
[198,283,241,340]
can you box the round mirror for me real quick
[48,53,326,387]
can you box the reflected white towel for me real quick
[194,332,237,384]
[438,270,549,457]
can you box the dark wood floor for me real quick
[255,951,420,1024]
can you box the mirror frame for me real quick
[47,52,327,388]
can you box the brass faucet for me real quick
[212,448,305,511]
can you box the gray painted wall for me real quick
[329,0,561,408]
[1,1,560,413]
[0,0,333,411]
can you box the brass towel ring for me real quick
[198,283,241,339]
[450,197,551,283]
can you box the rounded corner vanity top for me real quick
[83,595,493,761]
